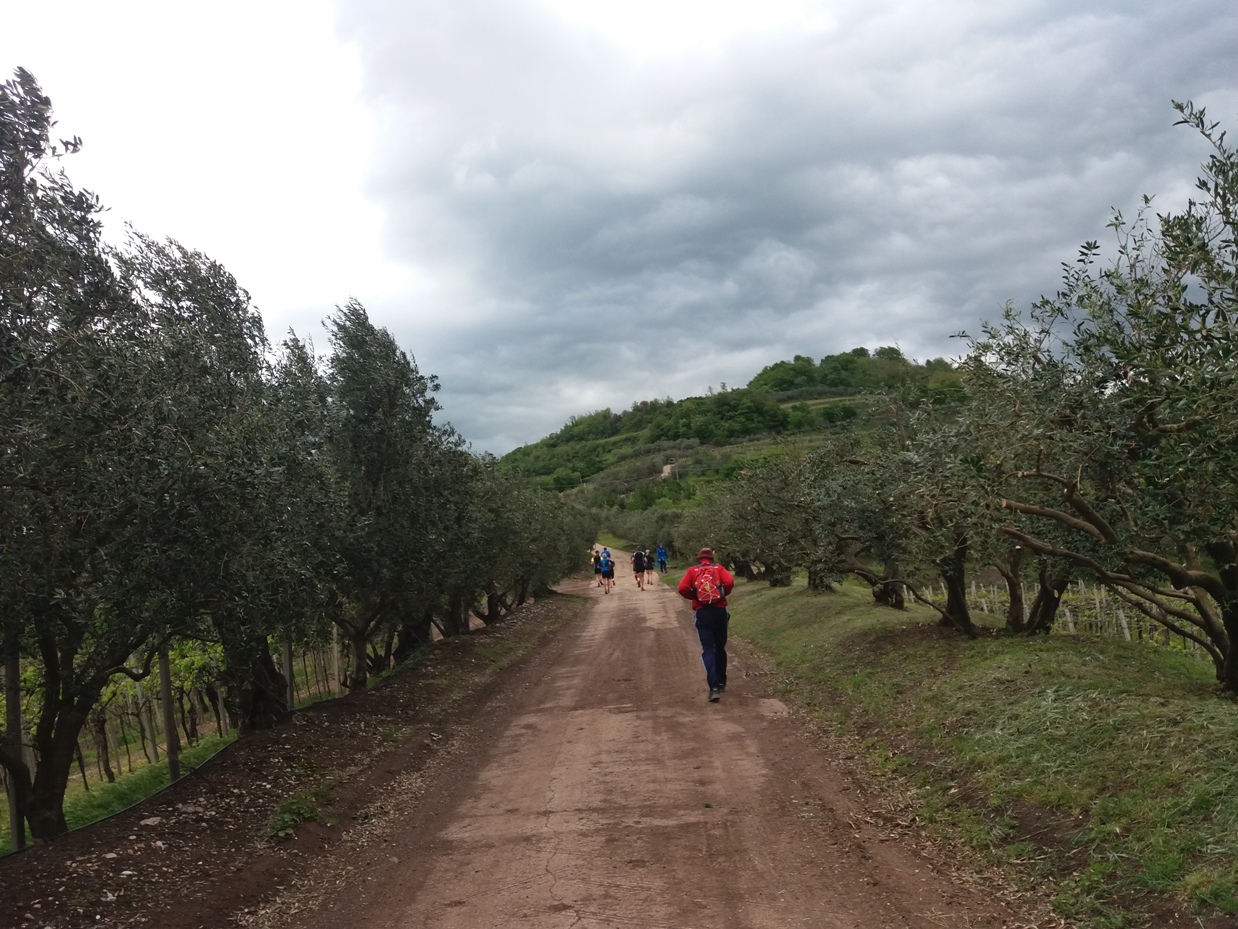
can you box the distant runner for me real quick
[644,549,656,586]
[631,549,647,590]
[592,550,603,587]
[600,552,615,594]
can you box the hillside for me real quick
[499,346,960,510]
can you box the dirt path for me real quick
[274,557,1038,929]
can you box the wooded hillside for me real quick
[500,346,961,493]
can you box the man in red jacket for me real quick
[677,547,736,702]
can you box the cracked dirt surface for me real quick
[273,559,1047,929]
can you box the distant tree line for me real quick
[0,69,596,843]
[747,346,955,394]
[676,101,1238,692]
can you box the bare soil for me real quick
[2,561,1064,929]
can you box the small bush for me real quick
[267,788,327,838]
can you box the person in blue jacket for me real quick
[599,551,615,594]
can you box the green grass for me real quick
[727,577,1238,927]
[1,734,235,854]
[595,531,633,550]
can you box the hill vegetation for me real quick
[500,346,960,494]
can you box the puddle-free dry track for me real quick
[292,558,1035,929]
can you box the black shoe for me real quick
[717,684,726,693]
[708,688,721,702]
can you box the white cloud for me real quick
[1,0,409,345]
[6,0,1238,453]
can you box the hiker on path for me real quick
[656,544,668,574]
[677,547,735,702]
[631,549,647,590]
[600,551,616,594]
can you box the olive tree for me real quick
[324,299,448,688]
[0,69,186,840]
[967,102,1238,687]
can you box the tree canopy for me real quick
[0,69,595,843]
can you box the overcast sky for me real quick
[5,1,1237,454]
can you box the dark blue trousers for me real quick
[693,606,729,690]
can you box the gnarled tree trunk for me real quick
[995,545,1027,632]
[806,566,834,593]
[766,562,793,587]
[871,580,905,609]
[438,592,470,638]
[219,631,289,732]
[938,537,975,636]
[1025,563,1071,635]
[1208,542,1238,691]
[394,605,436,664]
[26,698,94,841]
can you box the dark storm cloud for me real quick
[335,0,1238,454]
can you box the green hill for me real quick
[499,347,960,513]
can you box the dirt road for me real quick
[274,556,1038,929]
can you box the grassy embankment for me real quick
[724,577,1238,928]
[0,656,348,853]
[0,735,235,853]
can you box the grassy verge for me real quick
[727,578,1238,928]
[1,734,236,853]
[595,531,633,551]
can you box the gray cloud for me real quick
[334,0,1238,454]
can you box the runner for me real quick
[644,549,656,586]
[592,550,603,587]
[678,547,736,702]
[630,549,646,590]
[600,551,616,594]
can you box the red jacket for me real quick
[677,560,735,610]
